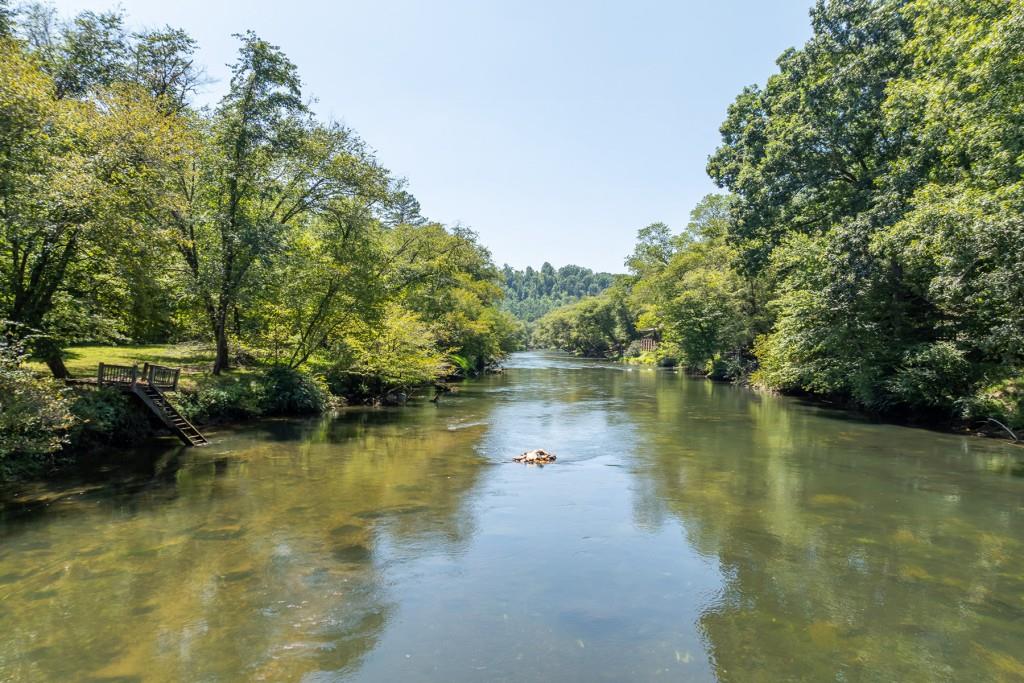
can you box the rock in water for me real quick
[513,449,556,464]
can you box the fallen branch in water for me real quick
[987,418,1020,442]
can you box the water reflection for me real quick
[1,353,1023,681]
[626,371,1024,681]
[0,409,489,681]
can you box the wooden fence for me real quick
[96,362,180,391]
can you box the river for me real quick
[1,351,1022,681]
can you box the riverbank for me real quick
[3,351,1022,681]
[583,349,1023,444]
[2,343,473,481]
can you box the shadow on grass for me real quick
[59,343,215,374]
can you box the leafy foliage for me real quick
[175,366,329,423]
[0,5,517,414]
[67,386,151,449]
[0,335,75,472]
[531,288,635,358]
[700,0,1024,425]
[501,263,616,322]
[540,0,1024,429]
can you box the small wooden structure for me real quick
[636,328,661,353]
[93,362,208,447]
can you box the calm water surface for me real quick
[2,352,1023,682]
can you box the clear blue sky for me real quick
[52,0,813,273]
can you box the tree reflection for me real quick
[0,406,490,681]
[628,373,1024,681]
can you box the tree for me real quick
[707,0,912,274]
[703,0,1023,419]
[383,188,426,227]
[625,222,674,278]
[0,1,14,37]
[161,32,387,374]
[532,287,635,358]
[0,37,185,375]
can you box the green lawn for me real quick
[36,343,214,375]
[29,343,242,389]
[30,343,264,390]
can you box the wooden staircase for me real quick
[85,362,208,447]
[133,383,209,447]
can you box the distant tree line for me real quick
[500,263,615,322]
[533,0,1024,431]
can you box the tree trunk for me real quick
[38,338,70,379]
[211,309,231,375]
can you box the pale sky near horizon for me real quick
[49,0,814,273]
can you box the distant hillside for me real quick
[501,263,617,322]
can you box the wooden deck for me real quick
[71,362,208,447]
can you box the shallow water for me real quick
[2,351,1023,682]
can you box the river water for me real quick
[1,352,1022,682]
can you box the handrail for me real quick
[146,363,180,391]
[97,362,179,391]
[97,363,138,385]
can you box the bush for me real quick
[705,352,755,382]
[175,376,267,423]
[0,339,76,476]
[887,342,974,411]
[176,367,330,423]
[260,366,330,415]
[962,376,1024,431]
[67,387,152,449]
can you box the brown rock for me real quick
[513,449,556,464]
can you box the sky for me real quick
[51,0,814,273]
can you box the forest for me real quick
[500,263,614,322]
[533,0,1023,432]
[0,3,519,474]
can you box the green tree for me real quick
[0,37,185,375]
[162,33,387,373]
[532,287,635,358]
[383,188,426,227]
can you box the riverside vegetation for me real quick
[3,0,1023,479]
[0,3,519,477]
[530,0,1024,436]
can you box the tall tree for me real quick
[0,37,183,375]
[383,189,426,227]
[164,32,387,373]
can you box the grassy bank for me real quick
[26,343,218,386]
[5,344,334,480]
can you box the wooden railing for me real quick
[96,362,180,391]
[97,363,138,385]
[143,363,181,391]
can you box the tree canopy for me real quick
[0,5,517,389]
[533,0,1024,429]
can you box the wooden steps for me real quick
[132,383,209,447]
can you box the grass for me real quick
[28,343,259,391]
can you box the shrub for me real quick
[176,367,329,423]
[961,376,1024,431]
[0,339,76,476]
[887,342,974,411]
[260,366,330,415]
[705,352,755,382]
[175,376,267,423]
[68,387,152,449]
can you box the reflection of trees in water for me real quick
[0,407,490,681]
[626,373,1024,681]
